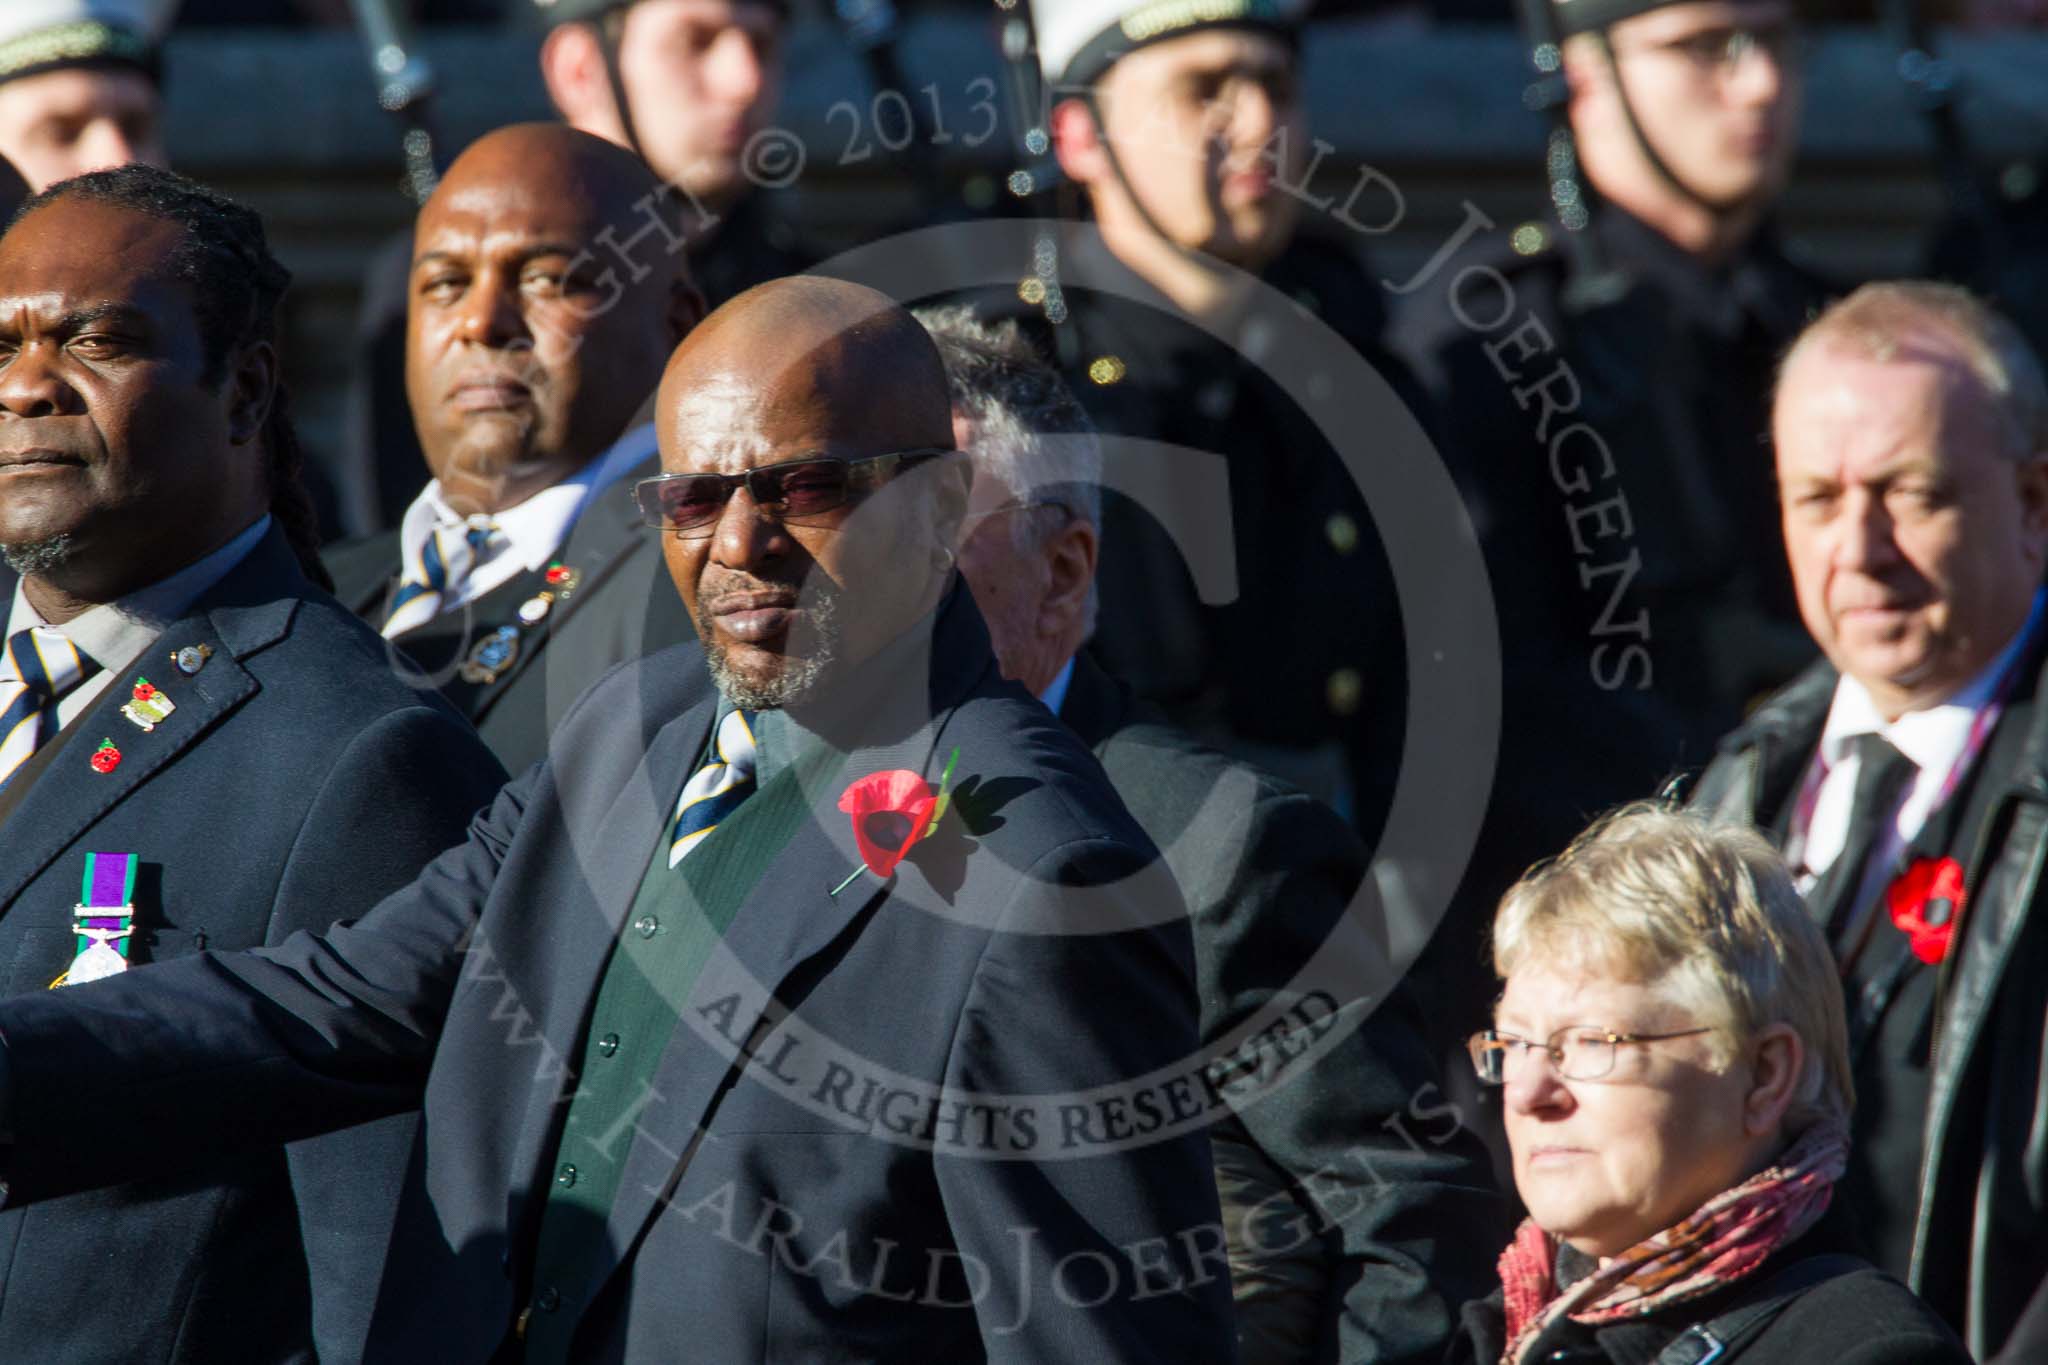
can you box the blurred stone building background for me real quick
[163,3,2047,528]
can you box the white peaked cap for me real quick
[0,0,178,87]
[1029,0,1308,92]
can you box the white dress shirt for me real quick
[391,422,656,614]
[1788,592,2045,949]
[3,516,273,728]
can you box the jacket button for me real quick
[634,914,660,938]
[557,1164,578,1189]
[1325,513,1360,555]
[596,1032,620,1058]
[536,1286,561,1313]
[1327,668,1363,716]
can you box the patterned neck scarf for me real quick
[1498,1120,1850,1365]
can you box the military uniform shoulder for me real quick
[1263,231,1396,352]
[1266,232,1374,303]
[1387,216,1573,356]
[1441,217,1572,277]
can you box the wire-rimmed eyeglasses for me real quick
[1466,1025,1714,1084]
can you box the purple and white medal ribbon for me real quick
[55,851,137,989]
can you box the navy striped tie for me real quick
[382,519,501,638]
[669,710,759,867]
[1,627,101,791]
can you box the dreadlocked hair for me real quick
[12,164,333,591]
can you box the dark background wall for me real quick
[156,17,2048,496]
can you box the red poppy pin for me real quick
[830,748,960,896]
[88,739,121,774]
[1887,856,1966,966]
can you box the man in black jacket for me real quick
[1688,282,2048,1361]
[0,166,505,1363]
[927,303,1507,1365]
[0,277,1233,1364]
[325,123,703,775]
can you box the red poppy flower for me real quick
[1887,856,1966,965]
[89,740,121,774]
[837,770,939,879]
[132,681,156,702]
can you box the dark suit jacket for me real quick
[322,454,697,776]
[1689,642,2048,1358]
[1059,654,1507,1365]
[0,584,1235,1364]
[0,529,506,1365]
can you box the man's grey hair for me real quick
[915,304,1103,632]
[1781,280,2048,461]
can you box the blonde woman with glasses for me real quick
[1447,805,1967,1365]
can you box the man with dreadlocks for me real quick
[0,154,26,220]
[0,164,506,1364]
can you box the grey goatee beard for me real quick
[703,585,843,711]
[0,536,76,577]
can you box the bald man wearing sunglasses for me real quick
[0,274,1234,1365]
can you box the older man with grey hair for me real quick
[920,304,1506,1365]
[1688,281,2048,1362]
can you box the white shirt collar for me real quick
[1039,656,1077,717]
[5,516,272,675]
[397,421,656,583]
[1817,590,2046,776]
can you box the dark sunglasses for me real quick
[632,449,955,537]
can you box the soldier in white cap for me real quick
[1005,9,1499,1359]
[1032,0,1319,294]
[1385,0,1826,1071]
[535,0,806,308]
[1018,0,1418,832]
[0,0,173,192]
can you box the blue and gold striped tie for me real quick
[1,627,101,792]
[668,709,758,868]
[382,518,502,638]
